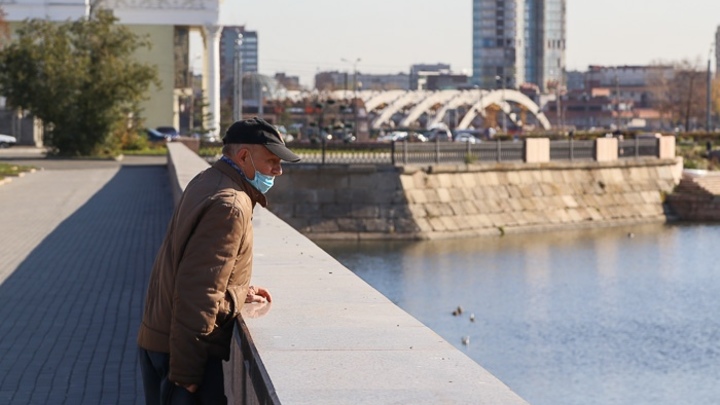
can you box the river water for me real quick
[317,223,720,405]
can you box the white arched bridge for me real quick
[284,89,552,131]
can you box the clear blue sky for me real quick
[215,0,720,87]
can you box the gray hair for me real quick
[222,143,245,157]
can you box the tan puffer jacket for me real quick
[137,159,266,385]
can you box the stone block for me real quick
[561,195,579,208]
[587,208,603,221]
[350,173,400,192]
[309,219,340,233]
[484,172,500,186]
[284,217,311,232]
[298,172,350,189]
[363,218,392,233]
[394,217,421,233]
[439,203,455,216]
[441,216,460,231]
[557,209,573,223]
[412,217,433,233]
[436,188,452,203]
[462,200,478,214]
[437,174,453,188]
[428,217,447,231]
[507,170,520,185]
[350,204,381,218]
[399,174,417,190]
[519,186,535,198]
[336,218,363,232]
[539,183,556,196]
[506,186,522,198]
[485,199,503,213]
[483,187,498,199]
[519,198,535,211]
[449,188,466,202]
[407,189,427,204]
[449,202,466,216]
[296,203,322,218]
[460,173,477,188]
[493,186,509,199]
[407,204,428,218]
[540,170,555,183]
[269,203,294,219]
[641,191,661,204]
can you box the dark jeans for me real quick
[138,347,227,405]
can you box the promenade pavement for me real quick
[0,148,172,404]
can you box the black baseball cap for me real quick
[222,117,301,162]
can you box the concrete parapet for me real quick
[166,143,528,405]
[595,137,618,162]
[659,136,676,159]
[174,136,200,154]
[524,137,550,163]
[166,142,210,206]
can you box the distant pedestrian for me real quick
[137,117,300,404]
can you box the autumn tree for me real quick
[0,10,160,156]
[648,58,710,131]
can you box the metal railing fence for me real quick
[291,138,662,165]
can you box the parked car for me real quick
[0,134,17,148]
[192,131,221,143]
[426,125,452,142]
[155,126,179,141]
[454,133,480,144]
[377,131,408,142]
[146,128,171,143]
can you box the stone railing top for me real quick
[166,143,528,404]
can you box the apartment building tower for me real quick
[473,0,565,92]
[219,26,258,103]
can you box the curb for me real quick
[0,168,39,188]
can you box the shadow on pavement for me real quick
[0,164,172,404]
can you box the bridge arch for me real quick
[455,90,551,130]
[398,90,463,128]
[371,91,430,129]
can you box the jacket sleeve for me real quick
[168,196,247,384]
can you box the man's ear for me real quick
[235,147,249,164]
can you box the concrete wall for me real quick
[166,143,529,405]
[268,158,682,240]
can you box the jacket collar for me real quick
[213,159,268,207]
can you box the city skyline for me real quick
[216,0,720,88]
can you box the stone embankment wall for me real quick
[268,158,683,240]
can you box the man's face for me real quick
[235,144,282,180]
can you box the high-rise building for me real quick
[219,26,258,103]
[715,26,720,78]
[473,0,565,92]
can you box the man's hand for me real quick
[176,382,198,393]
[246,285,272,303]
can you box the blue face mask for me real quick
[247,153,275,194]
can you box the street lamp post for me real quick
[233,32,243,122]
[707,42,714,131]
[473,84,484,129]
[495,75,506,134]
[342,57,361,137]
